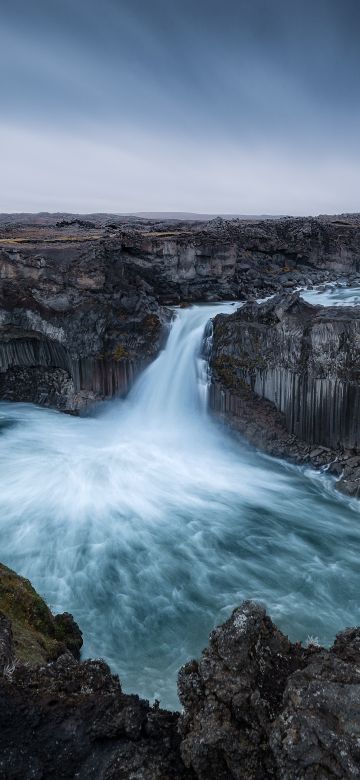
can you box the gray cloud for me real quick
[1,0,359,212]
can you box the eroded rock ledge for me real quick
[1,212,360,412]
[209,294,360,496]
[0,564,360,778]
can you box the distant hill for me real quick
[131,211,283,221]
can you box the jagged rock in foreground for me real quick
[179,602,360,779]
[1,567,360,778]
[0,562,82,665]
[0,563,192,779]
[209,293,360,495]
[0,656,190,779]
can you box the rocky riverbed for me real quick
[0,563,360,779]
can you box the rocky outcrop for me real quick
[1,572,360,779]
[0,562,82,666]
[0,563,191,779]
[0,238,169,411]
[0,653,191,779]
[209,293,360,494]
[179,602,360,779]
[104,213,360,303]
[0,213,360,412]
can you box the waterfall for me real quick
[0,302,359,711]
[125,302,238,426]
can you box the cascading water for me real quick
[301,283,360,307]
[0,302,360,709]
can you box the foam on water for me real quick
[301,283,360,307]
[0,302,359,709]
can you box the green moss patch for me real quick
[0,562,82,665]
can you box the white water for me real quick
[301,283,360,307]
[0,302,360,709]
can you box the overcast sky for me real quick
[1,0,359,215]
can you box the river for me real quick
[0,298,359,709]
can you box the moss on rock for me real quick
[0,562,82,665]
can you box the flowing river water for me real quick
[0,297,359,709]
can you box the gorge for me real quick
[1,214,360,777]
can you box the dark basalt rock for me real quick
[0,564,192,778]
[209,293,360,495]
[271,653,360,778]
[0,562,83,665]
[179,603,360,779]
[178,601,306,779]
[0,654,192,780]
[0,237,170,411]
[1,570,360,779]
[0,213,360,412]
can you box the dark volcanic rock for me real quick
[179,604,360,779]
[178,601,305,779]
[1,570,360,779]
[0,564,192,778]
[209,293,360,494]
[0,213,360,411]
[271,630,360,778]
[0,238,169,411]
[0,655,192,779]
[210,293,360,450]
[0,561,83,665]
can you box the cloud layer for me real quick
[1,0,359,214]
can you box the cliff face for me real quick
[111,214,360,301]
[0,213,360,412]
[210,294,360,450]
[1,567,360,779]
[0,238,169,411]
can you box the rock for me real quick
[336,478,360,498]
[0,235,170,412]
[271,646,360,777]
[0,654,192,779]
[208,292,360,492]
[0,562,83,664]
[1,213,360,411]
[178,602,305,779]
[0,613,14,673]
[310,448,326,458]
[1,566,360,778]
[179,603,360,778]
[0,563,192,779]
[54,612,83,661]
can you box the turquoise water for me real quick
[0,303,359,710]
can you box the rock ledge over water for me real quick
[210,293,360,496]
[0,565,360,778]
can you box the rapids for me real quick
[301,283,360,307]
[0,302,359,709]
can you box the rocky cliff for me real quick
[209,293,360,494]
[0,565,360,778]
[0,213,360,412]
[0,235,169,411]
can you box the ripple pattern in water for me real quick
[0,302,359,709]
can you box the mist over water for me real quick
[0,302,359,709]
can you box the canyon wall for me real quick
[0,238,168,410]
[0,213,360,411]
[210,294,360,450]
